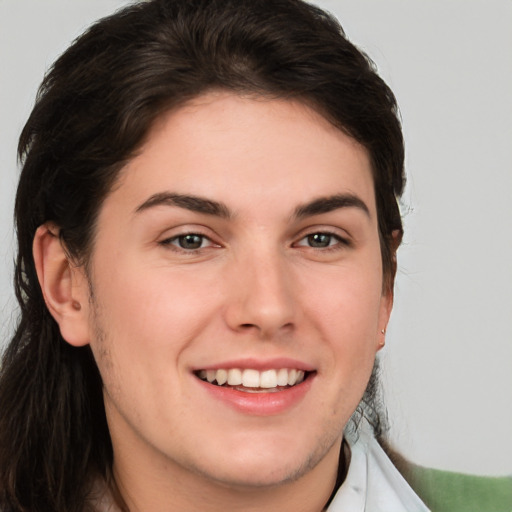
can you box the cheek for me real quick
[304,266,384,336]
[300,263,384,391]
[88,260,220,370]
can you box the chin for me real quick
[196,458,311,489]
[191,434,337,490]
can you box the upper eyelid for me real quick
[294,232,348,246]
[291,224,354,250]
[158,233,221,255]
[157,224,218,240]
[292,224,351,240]
[154,223,352,245]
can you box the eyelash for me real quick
[159,230,350,253]
[294,231,350,251]
[159,233,217,252]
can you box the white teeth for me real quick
[276,368,289,386]
[227,368,242,386]
[198,368,308,389]
[260,369,277,388]
[242,369,260,388]
[216,369,228,385]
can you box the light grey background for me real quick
[1,0,511,476]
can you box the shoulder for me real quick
[403,464,512,512]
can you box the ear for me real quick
[33,224,91,347]
[376,229,401,351]
[376,290,393,352]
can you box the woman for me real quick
[0,0,429,510]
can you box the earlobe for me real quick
[33,224,91,347]
[377,275,395,352]
[377,328,386,351]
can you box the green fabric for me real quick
[407,466,512,512]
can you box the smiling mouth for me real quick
[195,368,312,393]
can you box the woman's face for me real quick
[73,92,392,490]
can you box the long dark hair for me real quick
[0,0,405,510]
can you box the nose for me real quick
[223,249,296,338]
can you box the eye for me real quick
[306,233,335,248]
[161,233,214,250]
[295,232,348,249]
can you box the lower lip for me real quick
[196,375,314,415]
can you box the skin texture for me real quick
[35,92,392,511]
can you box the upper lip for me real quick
[192,357,315,372]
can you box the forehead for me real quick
[104,92,376,220]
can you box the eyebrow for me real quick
[135,192,231,218]
[134,191,369,220]
[293,194,370,219]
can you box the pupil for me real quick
[308,233,331,247]
[179,234,203,249]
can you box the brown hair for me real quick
[0,1,404,510]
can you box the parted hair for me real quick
[0,1,405,510]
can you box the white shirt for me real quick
[327,428,430,512]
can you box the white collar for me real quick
[327,428,430,512]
